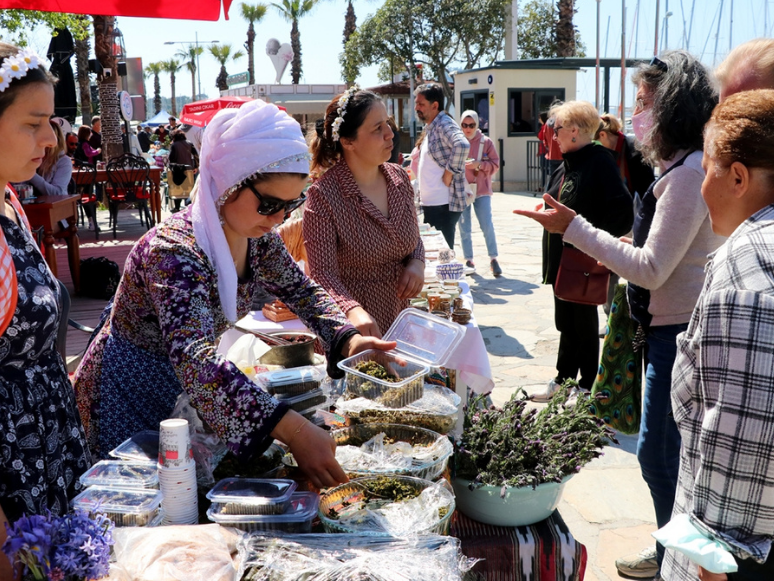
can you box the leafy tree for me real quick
[144,62,164,115]
[342,0,508,107]
[73,16,93,125]
[271,0,320,84]
[162,59,182,117]
[517,0,585,58]
[240,2,268,85]
[176,45,204,102]
[0,10,90,44]
[209,44,245,91]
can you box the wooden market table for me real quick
[72,166,164,225]
[23,194,81,293]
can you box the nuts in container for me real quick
[79,460,159,490]
[207,491,319,532]
[206,477,297,515]
[72,486,163,527]
[255,365,323,396]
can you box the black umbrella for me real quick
[47,28,78,123]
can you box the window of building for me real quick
[507,88,565,136]
[460,90,490,134]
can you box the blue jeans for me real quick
[459,195,498,261]
[422,204,462,249]
[637,323,687,569]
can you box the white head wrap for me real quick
[460,109,479,128]
[191,99,310,322]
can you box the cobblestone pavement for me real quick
[459,191,658,581]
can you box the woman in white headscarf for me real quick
[74,99,393,488]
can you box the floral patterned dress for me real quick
[74,208,355,460]
[0,194,91,524]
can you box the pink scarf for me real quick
[0,187,31,335]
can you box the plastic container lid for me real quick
[257,366,323,388]
[109,430,159,463]
[72,486,164,515]
[381,309,466,367]
[275,388,326,407]
[207,491,319,525]
[79,460,159,489]
[207,478,297,506]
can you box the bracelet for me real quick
[287,421,307,447]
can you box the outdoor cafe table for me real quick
[72,166,164,225]
[23,194,81,293]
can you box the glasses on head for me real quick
[461,122,477,129]
[242,180,306,216]
[650,56,668,72]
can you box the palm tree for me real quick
[240,2,268,85]
[209,44,245,92]
[92,15,122,161]
[343,0,356,47]
[271,0,320,84]
[555,0,576,57]
[144,61,164,116]
[162,59,183,117]
[176,45,204,101]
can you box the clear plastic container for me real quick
[72,486,163,527]
[208,491,319,533]
[206,478,297,515]
[79,460,159,490]
[275,388,327,412]
[256,366,323,396]
[337,310,465,408]
[109,430,160,464]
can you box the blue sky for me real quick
[16,0,773,107]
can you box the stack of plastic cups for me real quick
[158,418,198,525]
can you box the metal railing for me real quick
[526,140,544,194]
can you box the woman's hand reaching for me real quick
[397,259,424,300]
[271,411,348,489]
[347,306,382,338]
[513,193,577,234]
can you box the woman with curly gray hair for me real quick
[515,51,725,579]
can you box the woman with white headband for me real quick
[74,98,394,488]
[0,42,91,577]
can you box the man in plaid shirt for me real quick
[414,82,469,248]
[663,89,774,581]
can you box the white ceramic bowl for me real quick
[435,262,464,281]
[450,475,574,527]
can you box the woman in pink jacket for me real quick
[457,110,501,276]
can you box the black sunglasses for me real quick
[650,56,668,72]
[242,180,306,216]
[461,122,477,129]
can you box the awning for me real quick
[179,96,253,127]
[0,0,233,20]
[270,99,330,115]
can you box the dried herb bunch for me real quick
[454,382,618,493]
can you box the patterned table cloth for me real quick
[452,511,587,581]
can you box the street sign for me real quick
[227,71,249,86]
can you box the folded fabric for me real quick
[653,514,738,574]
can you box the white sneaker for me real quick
[615,546,659,578]
[532,379,562,403]
[566,387,591,406]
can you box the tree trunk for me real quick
[74,30,92,126]
[290,19,302,84]
[246,22,256,85]
[191,65,197,102]
[154,74,161,115]
[217,65,229,91]
[555,0,576,57]
[92,15,123,161]
[343,0,356,46]
[170,72,177,117]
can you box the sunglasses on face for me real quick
[461,122,477,129]
[242,180,306,216]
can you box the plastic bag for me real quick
[335,384,461,434]
[237,533,479,581]
[111,524,240,581]
[653,514,739,574]
[170,392,228,487]
[225,333,273,382]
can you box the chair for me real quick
[55,279,95,372]
[167,163,195,210]
[73,162,99,240]
[105,153,153,239]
